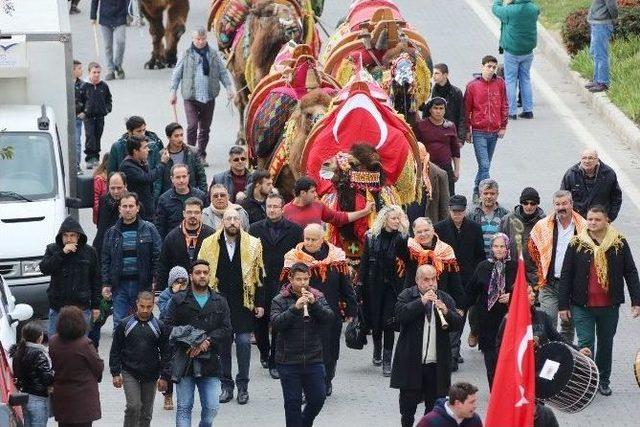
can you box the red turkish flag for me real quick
[485,257,536,427]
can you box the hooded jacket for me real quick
[417,398,484,427]
[493,0,540,56]
[500,205,545,284]
[39,216,101,310]
[463,74,508,134]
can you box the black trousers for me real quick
[483,347,497,390]
[254,313,277,369]
[83,116,105,161]
[399,363,441,427]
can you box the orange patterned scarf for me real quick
[281,242,350,283]
[407,236,459,277]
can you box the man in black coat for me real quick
[282,224,357,396]
[162,260,232,426]
[271,262,334,427]
[434,195,485,361]
[560,149,622,221]
[390,264,463,427]
[158,197,215,291]
[120,135,169,221]
[240,170,273,225]
[155,164,208,239]
[39,216,101,337]
[423,63,465,145]
[94,171,127,260]
[248,193,303,378]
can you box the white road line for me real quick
[465,0,640,213]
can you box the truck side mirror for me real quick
[71,175,95,209]
[8,304,33,325]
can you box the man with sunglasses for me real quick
[463,55,508,200]
[210,145,254,203]
[202,184,250,231]
[500,187,545,285]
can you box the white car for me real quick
[0,274,33,353]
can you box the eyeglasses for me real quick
[522,201,538,206]
[231,157,247,162]
[174,279,188,284]
[211,193,228,198]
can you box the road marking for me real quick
[465,0,640,213]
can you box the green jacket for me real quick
[492,0,540,56]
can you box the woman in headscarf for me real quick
[360,205,410,377]
[465,232,516,388]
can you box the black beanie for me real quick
[520,187,540,204]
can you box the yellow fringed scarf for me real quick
[571,226,625,292]
[407,236,459,278]
[198,229,265,310]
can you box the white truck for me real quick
[0,0,92,318]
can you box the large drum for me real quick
[535,341,599,413]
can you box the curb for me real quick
[536,22,640,149]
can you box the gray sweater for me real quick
[588,0,618,24]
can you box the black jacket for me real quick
[465,259,517,351]
[79,81,112,118]
[163,289,232,378]
[560,161,622,221]
[271,285,334,365]
[158,223,215,291]
[39,216,101,310]
[155,187,208,239]
[435,217,486,287]
[240,186,267,225]
[390,286,463,392]
[500,205,545,285]
[109,314,171,382]
[74,77,84,115]
[120,156,166,221]
[90,0,128,28]
[559,235,640,310]
[93,193,121,260]
[12,344,54,398]
[425,80,466,142]
[160,146,208,195]
[249,218,303,291]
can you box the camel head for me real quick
[249,1,303,75]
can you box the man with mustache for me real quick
[529,190,587,342]
[198,208,265,405]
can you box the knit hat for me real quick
[519,187,540,204]
[168,266,189,288]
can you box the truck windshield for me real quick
[0,132,57,202]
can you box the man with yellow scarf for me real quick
[559,205,640,396]
[198,207,265,405]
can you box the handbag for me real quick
[345,306,368,350]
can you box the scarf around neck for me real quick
[572,225,625,292]
[182,220,202,249]
[192,43,210,76]
[282,242,350,283]
[407,236,458,277]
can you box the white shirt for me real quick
[554,219,575,278]
[422,303,437,364]
[224,232,237,261]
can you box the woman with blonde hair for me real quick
[360,205,410,376]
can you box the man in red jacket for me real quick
[463,55,508,201]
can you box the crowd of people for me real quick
[10,0,636,426]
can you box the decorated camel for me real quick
[141,0,190,69]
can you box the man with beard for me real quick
[94,171,127,261]
[240,170,274,224]
[500,187,545,285]
[529,190,587,342]
[271,262,334,427]
[198,208,265,405]
[162,260,232,427]
[158,197,215,292]
[282,224,357,396]
[155,164,208,239]
[249,193,303,379]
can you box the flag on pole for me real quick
[485,256,536,427]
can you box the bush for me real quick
[562,6,640,55]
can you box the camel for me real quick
[226,0,303,144]
[141,0,190,69]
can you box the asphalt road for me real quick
[63,0,640,425]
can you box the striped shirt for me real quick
[120,220,139,281]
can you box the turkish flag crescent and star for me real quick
[485,256,536,427]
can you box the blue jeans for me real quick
[277,363,326,427]
[504,52,534,114]
[472,131,499,191]
[24,394,49,427]
[590,23,613,85]
[176,376,221,427]
[112,281,140,330]
[571,304,619,387]
[75,117,83,167]
[219,332,252,390]
[101,24,126,72]
[48,308,91,338]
